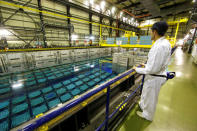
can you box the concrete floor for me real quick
[117,47,197,131]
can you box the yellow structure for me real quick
[100,18,186,48]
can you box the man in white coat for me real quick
[133,21,172,121]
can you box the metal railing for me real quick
[95,75,145,131]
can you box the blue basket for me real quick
[48,98,60,109]
[11,111,30,128]
[78,74,85,79]
[0,88,10,94]
[25,80,36,86]
[45,73,53,77]
[56,73,63,77]
[45,92,56,100]
[80,84,89,91]
[63,80,71,85]
[63,72,70,76]
[56,88,66,95]
[83,77,90,82]
[28,91,41,98]
[35,72,43,76]
[42,86,53,94]
[38,78,46,83]
[94,78,101,82]
[71,77,79,82]
[0,101,9,110]
[12,95,26,104]
[87,81,96,86]
[36,75,44,79]
[101,75,108,79]
[32,104,47,116]
[48,75,56,80]
[30,97,44,107]
[12,103,28,114]
[71,89,81,96]
[75,81,83,86]
[0,109,9,120]
[0,83,10,88]
[67,84,75,90]
[0,120,8,131]
[60,93,72,102]
[89,75,96,79]
[53,83,62,89]
[95,72,100,76]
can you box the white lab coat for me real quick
[136,37,171,121]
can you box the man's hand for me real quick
[141,63,145,66]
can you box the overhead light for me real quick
[107,9,111,16]
[131,18,134,22]
[90,0,94,5]
[12,80,24,89]
[120,12,123,17]
[111,7,115,14]
[100,1,105,11]
[90,64,95,68]
[0,29,11,37]
[74,66,79,72]
[193,0,196,3]
[90,36,95,40]
[123,17,126,22]
[96,5,100,11]
[84,0,89,6]
[71,34,78,41]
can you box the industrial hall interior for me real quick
[0,0,197,131]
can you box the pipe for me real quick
[122,9,151,19]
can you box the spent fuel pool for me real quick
[0,57,127,131]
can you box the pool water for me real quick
[0,57,126,130]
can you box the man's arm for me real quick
[135,45,168,74]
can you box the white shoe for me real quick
[136,111,144,118]
[136,111,152,121]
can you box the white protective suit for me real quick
[136,36,171,121]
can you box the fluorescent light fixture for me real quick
[12,80,24,89]
[90,36,95,40]
[120,12,123,17]
[111,7,115,14]
[74,66,79,72]
[100,1,105,11]
[90,0,94,5]
[71,34,78,40]
[84,0,89,6]
[0,29,11,37]
[107,9,111,16]
[90,64,95,68]
[96,5,100,11]
[131,18,134,22]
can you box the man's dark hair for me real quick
[151,21,169,36]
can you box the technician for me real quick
[134,21,172,121]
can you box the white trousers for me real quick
[139,76,166,121]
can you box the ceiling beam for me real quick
[160,1,193,16]
[122,0,174,11]
[160,0,192,10]
[115,0,127,4]
[122,2,141,9]
[136,11,149,16]
[140,0,160,17]
[50,0,139,30]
